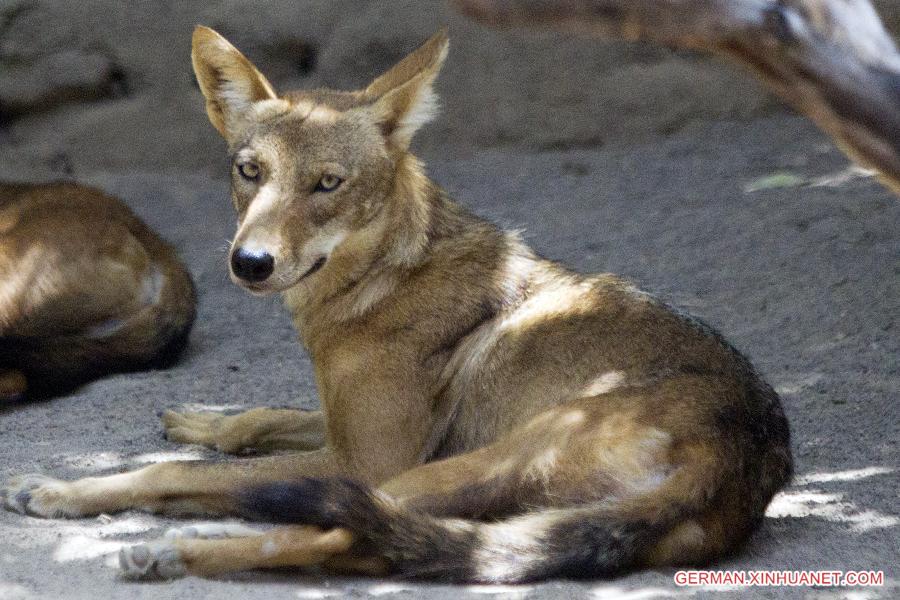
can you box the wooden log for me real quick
[456,0,900,195]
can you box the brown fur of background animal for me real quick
[0,182,196,400]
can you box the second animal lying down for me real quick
[1,28,792,582]
[0,182,195,400]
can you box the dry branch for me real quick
[456,0,900,195]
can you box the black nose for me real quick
[231,248,274,283]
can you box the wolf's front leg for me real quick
[1,449,337,518]
[163,408,326,454]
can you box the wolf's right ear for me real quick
[364,29,449,150]
[191,26,277,140]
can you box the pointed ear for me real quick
[191,26,278,140]
[365,29,449,149]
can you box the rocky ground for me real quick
[0,1,898,598]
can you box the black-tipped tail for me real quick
[239,478,663,583]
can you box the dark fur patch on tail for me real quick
[523,516,660,580]
[238,477,660,583]
[239,478,483,579]
[239,477,363,527]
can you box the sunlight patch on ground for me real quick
[808,589,890,600]
[743,166,875,194]
[3,512,162,565]
[91,514,160,536]
[774,372,824,395]
[591,583,740,599]
[295,589,343,599]
[364,583,418,596]
[766,490,898,532]
[131,449,207,464]
[62,452,128,470]
[767,466,898,532]
[808,165,876,188]
[794,467,893,486]
[53,535,127,562]
[465,584,534,597]
[53,516,159,563]
[15,513,159,538]
[593,587,679,600]
[178,403,249,413]
[61,448,208,471]
[0,583,33,600]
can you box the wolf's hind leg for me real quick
[163,408,325,454]
[119,525,364,579]
[378,395,679,518]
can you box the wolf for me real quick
[1,27,791,583]
[0,182,195,400]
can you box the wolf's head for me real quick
[192,26,448,294]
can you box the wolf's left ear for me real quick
[365,29,449,149]
[191,26,278,140]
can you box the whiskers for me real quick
[217,238,234,254]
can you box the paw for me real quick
[1,474,79,518]
[119,540,187,580]
[162,410,245,454]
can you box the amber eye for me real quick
[237,162,260,181]
[314,174,343,193]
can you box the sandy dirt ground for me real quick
[0,113,897,599]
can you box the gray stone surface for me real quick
[0,115,897,598]
[0,0,783,175]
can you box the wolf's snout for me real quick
[231,247,274,283]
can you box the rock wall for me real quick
[1,0,898,177]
